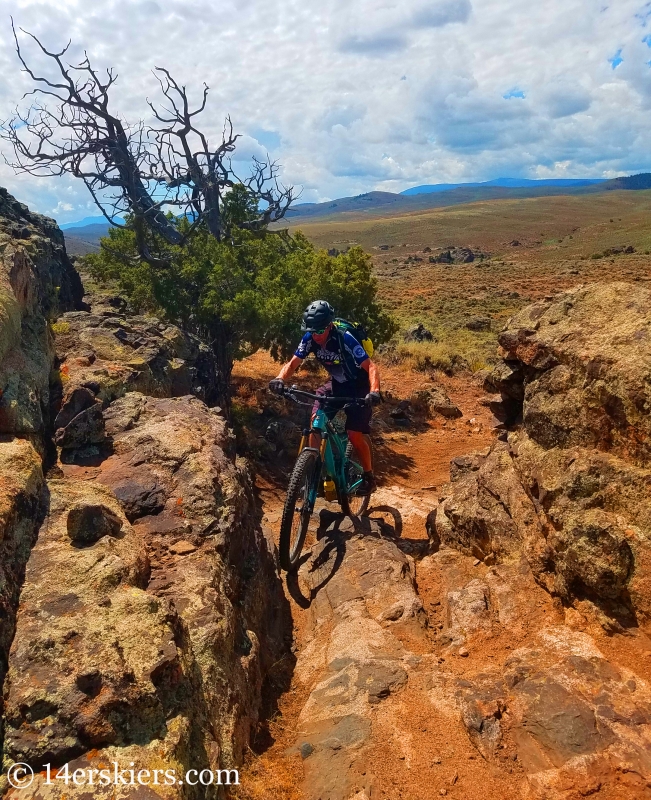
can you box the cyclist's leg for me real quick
[346,408,377,496]
[345,401,373,465]
[348,430,372,471]
[345,404,376,493]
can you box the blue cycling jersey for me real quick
[294,329,368,383]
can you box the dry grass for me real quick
[287,190,651,255]
[229,751,304,800]
[290,190,651,370]
[380,334,491,375]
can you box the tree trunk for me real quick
[207,322,233,417]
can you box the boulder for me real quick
[433,431,651,621]
[3,480,158,768]
[457,248,475,263]
[432,284,651,626]
[66,502,124,544]
[495,282,651,466]
[465,316,492,332]
[403,322,434,342]
[411,385,463,419]
[433,441,543,563]
[54,400,105,450]
[52,308,225,416]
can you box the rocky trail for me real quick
[233,294,651,800]
[0,191,650,800]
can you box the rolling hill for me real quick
[400,177,605,195]
[62,174,651,252]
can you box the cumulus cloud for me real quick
[410,0,472,28]
[336,0,472,54]
[0,0,648,220]
[542,85,592,119]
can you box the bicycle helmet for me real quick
[301,300,335,332]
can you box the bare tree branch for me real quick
[1,22,295,262]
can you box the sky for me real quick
[0,0,650,223]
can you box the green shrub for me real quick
[86,214,397,383]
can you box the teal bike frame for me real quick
[290,389,365,507]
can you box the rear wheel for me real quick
[340,437,372,518]
[279,449,321,572]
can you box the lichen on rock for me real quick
[0,190,290,797]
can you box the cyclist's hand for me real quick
[269,378,285,395]
[365,391,381,407]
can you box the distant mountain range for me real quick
[59,215,121,230]
[400,177,606,196]
[282,173,651,222]
[61,173,651,252]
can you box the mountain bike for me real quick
[277,386,371,572]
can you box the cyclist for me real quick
[269,300,381,495]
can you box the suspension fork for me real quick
[296,428,328,458]
[297,428,311,455]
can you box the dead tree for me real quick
[2,21,295,265]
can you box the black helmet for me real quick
[301,300,335,332]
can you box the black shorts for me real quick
[312,381,372,434]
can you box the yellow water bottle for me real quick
[323,479,337,501]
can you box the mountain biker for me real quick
[269,300,381,496]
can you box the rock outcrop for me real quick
[293,514,428,800]
[0,188,82,439]
[52,308,223,458]
[0,438,45,747]
[0,191,82,752]
[420,283,651,798]
[433,283,651,625]
[0,192,289,797]
[490,282,651,465]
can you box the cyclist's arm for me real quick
[275,355,303,383]
[361,359,380,393]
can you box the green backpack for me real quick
[332,318,374,380]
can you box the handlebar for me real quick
[279,386,367,408]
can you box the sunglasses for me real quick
[311,327,328,335]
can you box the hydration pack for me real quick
[332,318,374,380]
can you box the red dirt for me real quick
[231,351,651,800]
[231,352,502,798]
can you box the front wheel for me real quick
[339,438,372,518]
[279,449,321,572]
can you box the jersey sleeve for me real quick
[342,330,369,367]
[294,333,313,359]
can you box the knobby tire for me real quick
[279,449,321,572]
[339,438,372,518]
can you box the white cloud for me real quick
[542,85,593,119]
[0,0,648,220]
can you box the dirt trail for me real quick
[232,352,651,800]
[232,354,507,798]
